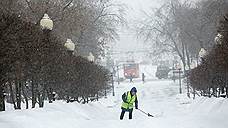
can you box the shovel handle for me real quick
[138,109,154,117]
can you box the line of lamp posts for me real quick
[0,13,110,107]
[40,13,95,102]
[40,13,95,60]
[43,12,115,99]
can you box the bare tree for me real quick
[137,0,228,71]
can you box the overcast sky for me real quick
[113,0,164,52]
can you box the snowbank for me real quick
[1,70,228,128]
[189,97,228,116]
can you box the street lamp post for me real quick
[172,60,177,83]
[111,60,115,96]
[215,33,228,98]
[186,73,190,98]
[117,65,120,85]
[111,70,115,96]
[195,48,207,99]
[87,52,98,99]
[107,58,115,96]
[40,13,53,103]
[64,39,75,103]
[176,63,182,94]
[173,56,178,82]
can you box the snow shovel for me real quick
[137,109,154,117]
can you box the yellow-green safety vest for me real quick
[121,91,137,109]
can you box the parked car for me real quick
[155,65,170,79]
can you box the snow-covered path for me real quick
[0,79,228,128]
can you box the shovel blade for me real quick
[148,113,154,117]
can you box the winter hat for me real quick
[131,87,137,93]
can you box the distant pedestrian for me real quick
[142,73,145,83]
[120,87,138,120]
[129,74,133,83]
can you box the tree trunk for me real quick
[48,88,53,103]
[75,97,79,103]
[181,41,186,73]
[82,97,86,104]
[38,85,46,108]
[200,90,203,96]
[15,80,22,109]
[40,85,46,107]
[0,84,5,111]
[38,91,42,108]
[105,88,107,97]
[193,87,196,99]
[66,96,70,103]
[212,87,217,97]
[31,80,36,108]
[185,44,191,70]
[208,87,211,98]
[21,83,29,109]
[9,82,17,109]
[226,86,228,98]
[218,87,221,97]
[96,93,99,101]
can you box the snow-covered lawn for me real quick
[0,79,228,128]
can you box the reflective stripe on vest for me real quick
[121,91,136,109]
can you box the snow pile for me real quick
[188,97,228,116]
[0,76,228,128]
[0,101,117,128]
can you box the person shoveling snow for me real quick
[120,87,138,120]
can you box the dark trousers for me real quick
[120,108,133,120]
